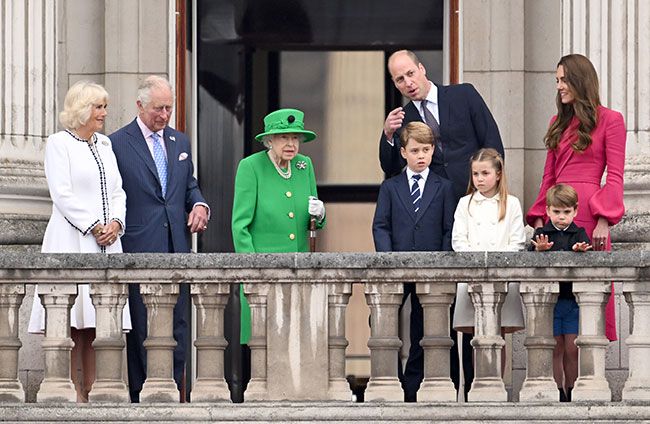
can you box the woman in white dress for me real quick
[28,81,131,402]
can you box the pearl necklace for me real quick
[268,150,291,179]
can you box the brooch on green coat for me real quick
[296,160,307,170]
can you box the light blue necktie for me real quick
[151,132,168,197]
[411,174,422,213]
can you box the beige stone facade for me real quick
[1,0,648,406]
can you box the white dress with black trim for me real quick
[28,130,132,332]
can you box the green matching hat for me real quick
[255,108,317,142]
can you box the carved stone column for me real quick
[414,281,456,402]
[36,283,77,403]
[622,281,650,400]
[364,282,403,402]
[0,0,53,251]
[190,283,231,402]
[519,282,560,401]
[467,282,508,402]
[327,282,352,400]
[87,282,129,403]
[572,281,612,401]
[242,283,270,401]
[0,283,25,402]
[139,283,179,403]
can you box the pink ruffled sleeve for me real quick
[589,110,626,225]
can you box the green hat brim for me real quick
[255,129,317,143]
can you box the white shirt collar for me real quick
[406,166,430,182]
[136,116,163,141]
[413,81,438,110]
[472,190,500,203]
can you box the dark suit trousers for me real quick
[126,282,190,402]
[450,301,474,397]
[398,283,423,398]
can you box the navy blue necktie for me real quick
[411,174,422,213]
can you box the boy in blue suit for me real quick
[372,121,456,402]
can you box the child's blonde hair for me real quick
[466,148,509,221]
[546,183,579,209]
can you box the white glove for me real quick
[308,196,325,220]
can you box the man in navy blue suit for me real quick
[379,50,504,398]
[380,50,504,199]
[373,122,455,402]
[110,76,209,402]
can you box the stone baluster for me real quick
[190,283,231,402]
[0,284,25,402]
[467,281,508,401]
[139,283,179,403]
[519,282,560,401]
[36,283,77,403]
[87,282,129,402]
[364,282,403,402]
[572,281,612,401]
[243,283,270,401]
[416,281,457,402]
[327,282,352,400]
[622,281,650,400]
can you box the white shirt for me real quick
[136,116,166,160]
[406,166,430,195]
[412,82,440,123]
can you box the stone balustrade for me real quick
[0,251,648,405]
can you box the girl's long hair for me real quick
[544,54,600,152]
[466,148,509,221]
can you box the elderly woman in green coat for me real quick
[232,108,325,344]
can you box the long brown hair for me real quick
[544,54,601,152]
[466,148,509,221]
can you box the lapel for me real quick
[403,101,422,124]
[163,127,177,195]
[415,173,441,223]
[395,172,417,222]
[125,119,160,185]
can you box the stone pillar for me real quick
[139,283,179,403]
[572,281,612,401]
[87,282,129,403]
[190,283,231,403]
[622,281,650,400]
[416,282,456,402]
[467,282,508,402]
[364,282,403,402]
[519,282,560,402]
[243,283,270,401]
[327,282,352,401]
[0,0,53,251]
[36,283,77,403]
[0,284,25,402]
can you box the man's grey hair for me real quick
[137,75,174,106]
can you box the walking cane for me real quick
[309,216,317,252]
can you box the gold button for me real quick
[289,233,295,240]
[286,191,292,198]
[288,212,294,218]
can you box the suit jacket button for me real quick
[444,162,448,167]
[286,191,292,198]
[288,212,294,218]
[163,223,169,228]
[289,233,295,240]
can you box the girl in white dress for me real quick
[28,81,131,402]
[451,148,527,372]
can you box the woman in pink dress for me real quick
[526,54,625,343]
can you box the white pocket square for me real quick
[178,152,188,161]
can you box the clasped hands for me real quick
[92,221,121,247]
[531,234,592,252]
